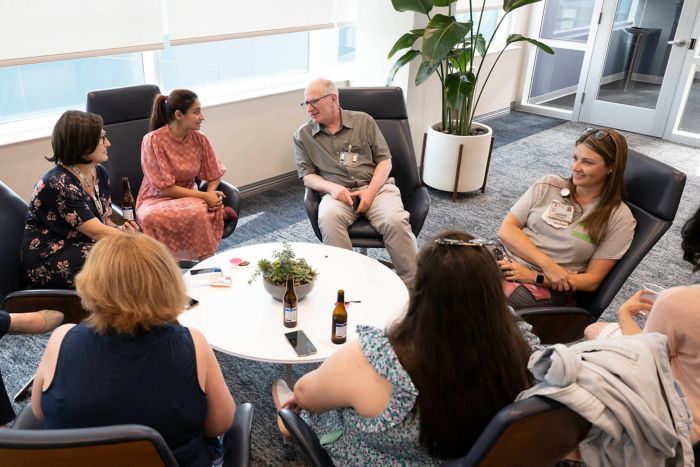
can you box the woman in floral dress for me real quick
[21,110,138,289]
[136,89,227,261]
[272,231,535,465]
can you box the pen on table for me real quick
[345,300,361,304]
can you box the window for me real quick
[455,9,509,50]
[160,31,310,93]
[338,26,357,63]
[0,53,144,124]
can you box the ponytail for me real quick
[149,95,168,131]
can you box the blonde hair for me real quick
[76,233,187,335]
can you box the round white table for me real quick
[178,242,409,367]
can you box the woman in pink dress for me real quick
[137,89,227,261]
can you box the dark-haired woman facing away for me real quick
[137,89,227,261]
[498,128,636,309]
[21,110,138,289]
[272,231,534,465]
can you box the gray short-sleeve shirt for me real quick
[293,109,391,189]
[508,174,636,272]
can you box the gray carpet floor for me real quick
[2,112,699,465]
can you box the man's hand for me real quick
[329,184,354,206]
[351,189,377,213]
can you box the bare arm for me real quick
[32,324,76,421]
[76,218,125,241]
[303,173,353,206]
[498,213,573,291]
[354,159,392,213]
[191,329,236,436]
[617,290,653,335]
[291,341,392,417]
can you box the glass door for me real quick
[578,0,699,136]
[664,9,700,145]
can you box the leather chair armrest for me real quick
[2,290,88,324]
[516,307,594,345]
[13,404,43,430]
[304,188,323,243]
[225,402,253,467]
[402,186,430,238]
[199,180,241,238]
[278,408,334,467]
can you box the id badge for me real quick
[549,200,574,222]
[339,151,359,167]
[541,201,572,229]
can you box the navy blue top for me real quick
[42,323,214,466]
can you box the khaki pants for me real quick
[317,182,418,286]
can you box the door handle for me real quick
[666,39,688,47]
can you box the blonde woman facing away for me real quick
[32,233,235,466]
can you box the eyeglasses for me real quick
[580,127,609,140]
[100,129,108,144]
[300,94,332,108]
[435,237,495,247]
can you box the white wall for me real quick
[0,5,528,201]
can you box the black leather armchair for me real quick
[304,86,430,249]
[86,85,241,238]
[279,396,589,467]
[518,149,687,344]
[0,180,87,323]
[11,402,254,467]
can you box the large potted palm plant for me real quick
[387,0,552,194]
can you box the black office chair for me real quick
[304,86,430,251]
[86,85,241,238]
[518,149,687,344]
[279,396,590,467]
[0,180,87,323]
[10,402,254,467]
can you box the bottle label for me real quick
[334,322,347,339]
[284,306,297,324]
[122,207,135,222]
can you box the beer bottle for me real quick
[283,275,298,328]
[331,289,347,344]
[121,177,135,222]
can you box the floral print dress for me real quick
[21,165,112,289]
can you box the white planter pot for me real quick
[422,122,493,193]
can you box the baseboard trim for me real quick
[474,107,512,122]
[237,171,300,198]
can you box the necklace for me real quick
[66,164,104,219]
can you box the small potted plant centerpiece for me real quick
[249,242,318,301]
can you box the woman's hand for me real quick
[618,290,654,319]
[281,394,302,413]
[499,260,537,284]
[541,260,573,292]
[203,190,224,210]
[122,220,140,232]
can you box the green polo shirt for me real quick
[293,109,391,189]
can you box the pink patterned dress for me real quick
[136,126,226,260]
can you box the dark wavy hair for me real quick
[388,231,532,459]
[46,110,103,165]
[570,127,628,245]
[149,89,198,131]
[681,204,700,272]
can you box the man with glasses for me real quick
[293,78,418,286]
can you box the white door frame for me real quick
[664,9,700,145]
[578,0,700,137]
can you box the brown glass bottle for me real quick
[331,289,347,344]
[283,276,298,328]
[121,177,135,222]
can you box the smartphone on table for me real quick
[189,267,221,275]
[284,330,318,357]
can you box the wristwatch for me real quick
[535,273,545,285]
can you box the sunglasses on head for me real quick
[434,237,495,247]
[580,127,610,140]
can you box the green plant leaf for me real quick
[444,72,475,109]
[422,14,471,64]
[448,48,472,73]
[506,34,554,54]
[386,49,421,86]
[432,0,458,6]
[391,0,433,14]
[503,0,543,13]
[415,60,441,85]
[388,32,423,59]
[474,33,486,56]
